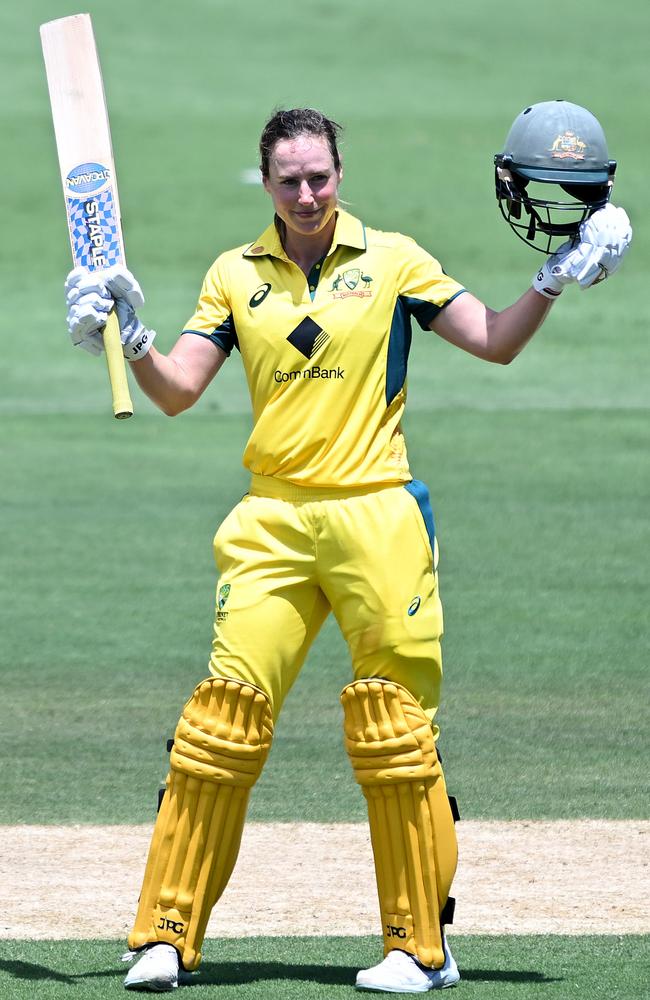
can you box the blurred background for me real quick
[1,0,647,825]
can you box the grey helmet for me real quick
[494,100,616,254]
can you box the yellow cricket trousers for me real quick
[209,475,444,727]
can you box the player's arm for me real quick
[129,337,227,415]
[431,202,632,364]
[65,264,228,415]
[430,287,552,365]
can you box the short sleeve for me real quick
[398,240,465,330]
[182,256,239,355]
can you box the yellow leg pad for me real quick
[341,679,457,969]
[128,678,273,970]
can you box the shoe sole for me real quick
[356,973,460,993]
[124,970,193,992]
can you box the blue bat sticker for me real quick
[65,161,122,270]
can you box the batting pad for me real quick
[341,679,457,969]
[128,677,273,969]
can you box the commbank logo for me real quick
[286,316,329,359]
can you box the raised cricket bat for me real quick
[40,12,133,419]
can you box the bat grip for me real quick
[103,309,134,419]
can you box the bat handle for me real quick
[103,308,134,419]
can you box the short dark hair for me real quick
[259,108,343,178]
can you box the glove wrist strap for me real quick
[123,327,156,361]
[532,263,564,300]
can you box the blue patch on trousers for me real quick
[404,479,436,556]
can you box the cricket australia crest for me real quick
[330,268,373,299]
[550,131,587,161]
[216,583,231,622]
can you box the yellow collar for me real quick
[242,209,366,260]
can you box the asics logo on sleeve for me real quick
[249,282,272,308]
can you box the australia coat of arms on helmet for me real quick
[550,131,587,160]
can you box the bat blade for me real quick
[41,13,133,419]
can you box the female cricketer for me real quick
[65,105,631,993]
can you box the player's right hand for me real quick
[65,267,112,355]
[64,265,156,360]
[103,265,156,360]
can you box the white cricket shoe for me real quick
[122,943,193,992]
[356,939,460,993]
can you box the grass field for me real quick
[2,937,649,1000]
[1,0,648,995]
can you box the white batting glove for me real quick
[570,203,632,288]
[65,267,112,355]
[532,240,578,299]
[103,265,156,360]
[64,266,156,360]
[532,204,632,298]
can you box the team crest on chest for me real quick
[330,268,373,299]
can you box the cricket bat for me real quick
[40,12,133,419]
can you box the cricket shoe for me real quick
[355,939,460,993]
[122,943,194,992]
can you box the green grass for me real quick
[1,0,648,827]
[1,409,647,822]
[0,937,647,999]
[1,0,647,988]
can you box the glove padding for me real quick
[65,265,156,360]
[65,269,113,355]
[532,203,632,299]
[568,203,632,287]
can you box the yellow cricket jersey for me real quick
[183,209,465,487]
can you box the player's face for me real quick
[263,134,342,239]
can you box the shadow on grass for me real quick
[0,959,84,984]
[0,958,563,988]
[190,960,563,987]
[461,969,563,984]
[0,959,124,985]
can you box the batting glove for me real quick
[532,240,578,299]
[570,203,632,288]
[532,204,632,299]
[64,265,156,360]
[103,265,156,361]
[65,267,112,355]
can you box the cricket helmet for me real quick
[494,100,617,254]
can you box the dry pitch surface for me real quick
[4,820,648,939]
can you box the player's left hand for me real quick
[569,203,632,288]
[532,204,632,298]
